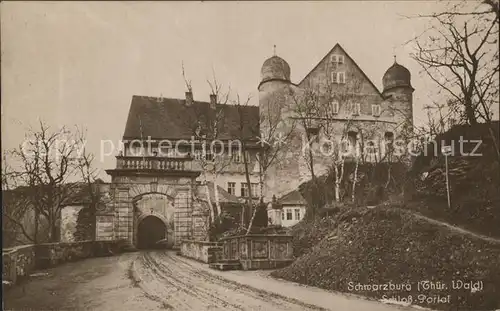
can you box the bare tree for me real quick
[289,87,321,181]
[181,65,234,221]
[3,121,98,243]
[205,71,233,217]
[255,92,297,203]
[409,0,499,125]
[75,129,103,241]
[232,94,259,233]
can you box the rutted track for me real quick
[131,251,325,310]
[4,250,412,311]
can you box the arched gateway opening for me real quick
[137,216,167,249]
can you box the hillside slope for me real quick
[272,207,500,311]
[406,121,500,238]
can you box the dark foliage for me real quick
[209,210,237,241]
[73,207,94,241]
[405,122,500,238]
[252,202,269,229]
[272,207,500,311]
[299,161,408,214]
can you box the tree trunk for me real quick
[49,216,59,243]
[351,156,359,202]
[488,125,500,164]
[34,208,39,244]
[464,97,478,125]
[339,157,345,201]
[91,205,97,241]
[334,164,340,202]
[203,172,215,224]
[212,175,222,217]
[242,147,257,235]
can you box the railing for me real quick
[116,156,193,171]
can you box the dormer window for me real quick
[372,104,381,117]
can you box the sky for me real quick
[1,1,462,181]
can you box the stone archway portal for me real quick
[137,216,167,249]
[133,193,175,248]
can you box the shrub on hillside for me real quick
[272,207,500,311]
[405,122,500,238]
[298,162,408,216]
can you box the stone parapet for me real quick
[179,240,222,263]
[2,240,125,290]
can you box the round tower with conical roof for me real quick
[258,52,301,202]
[382,59,414,134]
[258,53,295,140]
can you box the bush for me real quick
[209,210,236,241]
[272,207,500,311]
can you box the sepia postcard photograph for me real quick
[1,1,499,310]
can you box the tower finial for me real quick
[392,46,397,63]
[273,44,276,56]
[393,54,397,63]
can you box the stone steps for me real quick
[209,261,242,271]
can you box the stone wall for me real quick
[219,234,294,270]
[60,205,86,242]
[2,240,124,289]
[180,240,222,263]
[2,245,35,287]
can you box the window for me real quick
[286,209,293,220]
[234,151,250,163]
[193,149,209,161]
[384,132,394,159]
[331,71,346,84]
[306,127,319,138]
[331,100,339,114]
[130,145,143,157]
[353,103,361,115]
[294,209,301,220]
[347,103,361,116]
[337,72,346,84]
[330,54,344,64]
[241,183,249,197]
[331,72,337,83]
[227,182,236,195]
[281,211,285,220]
[251,183,259,198]
[233,152,241,163]
[372,104,381,117]
[205,151,213,161]
[348,131,358,152]
[384,132,394,141]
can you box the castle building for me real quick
[259,43,414,206]
[88,43,413,247]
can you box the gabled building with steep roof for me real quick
[260,43,414,205]
[96,43,414,246]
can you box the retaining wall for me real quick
[180,240,222,263]
[2,240,125,288]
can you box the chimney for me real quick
[209,94,217,109]
[185,91,193,106]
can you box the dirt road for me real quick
[4,250,413,311]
